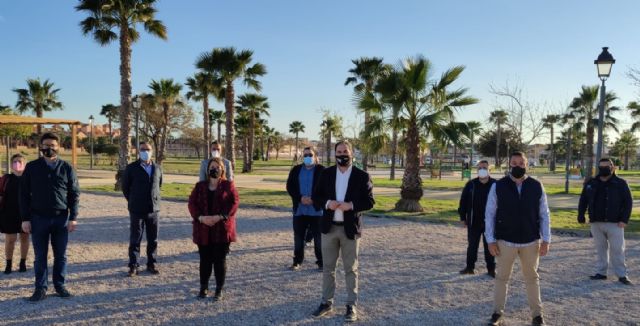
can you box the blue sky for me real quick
[1,0,640,142]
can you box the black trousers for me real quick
[293,215,322,266]
[198,243,230,290]
[466,226,495,271]
[129,212,159,268]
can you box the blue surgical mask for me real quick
[303,156,314,166]
[139,150,151,162]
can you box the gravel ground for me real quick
[0,193,638,326]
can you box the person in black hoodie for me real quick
[578,158,633,285]
[457,160,496,277]
[0,154,30,274]
[286,146,325,271]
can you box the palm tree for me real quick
[147,79,182,164]
[236,93,269,172]
[612,130,639,170]
[77,0,167,189]
[288,121,305,160]
[376,56,478,211]
[489,110,508,169]
[186,72,222,158]
[465,121,483,166]
[234,108,251,172]
[542,114,561,171]
[320,116,342,165]
[345,57,389,170]
[100,104,119,143]
[570,85,620,178]
[13,78,63,134]
[209,110,225,142]
[196,47,267,166]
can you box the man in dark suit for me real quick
[311,141,375,323]
[122,142,163,276]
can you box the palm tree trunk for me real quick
[242,135,249,173]
[203,96,210,159]
[295,134,299,161]
[217,122,221,143]
[495,125,502,168]
[550,125,555,172]
[586,125,595,178]
[625,148,629,170]
[115,25,133,190]
[395,117,423,212]
[362,111,369,171]
[108,118,113,143]
[248,112,255,172]
[325,131,331,165]
[224,82,235,165]
[36,106,43,135]
[157,103,170,165]
[390,128,398,180]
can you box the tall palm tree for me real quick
[570,85,619,178]
[320,116,342,165]
[376,56,478,211]
[196,47,267,166]
[234,108,251,172]
[627,101,640,133]
[185,72,222,158]
[345,57,389,170]
[488,110,508,168]
[288,121,305,160]
[465,121,483,166]
[236,93,269,172]
[612,130,638,170]
[209,110,225,142]
[542,114,561,171]
[100,104,119,143]
[147,79,182,164]
[13,78,63,134]
[77,0,167,189]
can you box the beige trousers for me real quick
[321,225,359,306]
[493,241,543,317]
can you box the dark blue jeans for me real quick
[466,226,495,271]
[128,211,159,268]
[31,215,69,290]
[293,215,322,266]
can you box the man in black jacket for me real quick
[20,133,80,302]
[122,142,163,276]
[286,146,325,271]
[578,158,632,285]
[458,160,496,277]
[310,141,375,323]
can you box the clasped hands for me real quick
[300,196,314,206]
[327,200,353,211]
[199,215,224,226]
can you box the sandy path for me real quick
[0,193,638,325]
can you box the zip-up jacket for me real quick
[578,174,632,224]
[458,177,496,229]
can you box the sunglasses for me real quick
[303,154,313,158]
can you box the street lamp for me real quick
[594,46,615,166]
[89,115,94,170]
[132,96,141,152]
[565,114,575,193]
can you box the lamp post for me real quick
[594,47,615,166]
[89,115,94,170]
[565,114,575,193]
[133,96,141,152]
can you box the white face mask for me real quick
[211,150,221,158]
[478,168,489,178]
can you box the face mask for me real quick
[510,166,526,179]
[209,168,220,179]
[303,156,314,166]
[335,155,351,167]
[478,168,489,178]
[11,161,24,172]
[211,150,220,158]
[139,150,151,162]
[41,148,57,158]
[598,166,612,177]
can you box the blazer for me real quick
[122,160,163,214]
[286,163,325,214]
[188,180,239,245]
[312,165,375,239]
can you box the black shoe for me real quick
[488,269,496,278]
[213,289,223,301]
[345,305,358,322]
[19,259,27,273]
[619,277,633,285]
[28,288,46,302]
[459,267,475,275]
[489,313,503,326]
[55,287,72,298]
[532,315,545,326]
[590,273,607,280]
[127,266,139,277]
[147,265,160,275]
[198,288,208,299]
[4,260,12,274]
[290,263,301,271]
[312,302,333,317]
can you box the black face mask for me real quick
[209,168,220,179]
[598,166,612,177]
[41,148,57,158]
[510,166,526,179]
[335,155,351,167]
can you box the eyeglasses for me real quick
[303,154,313,158]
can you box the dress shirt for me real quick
[331,165,353,222]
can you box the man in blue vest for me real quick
[485,151,551,326]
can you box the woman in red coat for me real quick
[188,157,239,301]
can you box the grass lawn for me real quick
[82,183,639,235]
